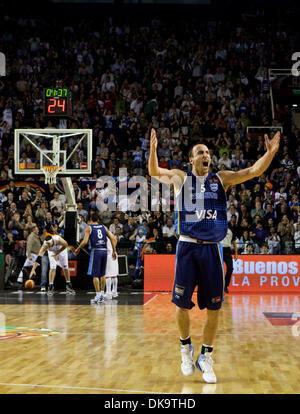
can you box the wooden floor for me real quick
[0,290,300,394]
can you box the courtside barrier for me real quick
[144,255,300,293]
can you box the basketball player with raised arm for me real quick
[148,128,280,383]
[29,228,75,296]
[75,213,117,304]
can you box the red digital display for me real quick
[47,98,66,114]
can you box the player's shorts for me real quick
[171,240,225,311]
[105,254,119,277]
[48,250,69,270]
[87,249,107,278]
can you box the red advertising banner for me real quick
[60,260,77,277]
[144,255,300,293]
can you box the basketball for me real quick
[25,279,35,290]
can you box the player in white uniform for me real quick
[29,234,75,296]
[105,235,119,299]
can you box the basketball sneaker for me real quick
[91,295,104,304]
[196,352,217,383]
[66,284,76,295]
[104,293,112,300]
[180,343,195,376]
[112,292,118,298]
[47,285,54,296]
[40,287,46,293]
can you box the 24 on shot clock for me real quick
[43,88,72,117]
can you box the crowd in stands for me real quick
[0,7,300,272]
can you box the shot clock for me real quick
[43,88,72,117]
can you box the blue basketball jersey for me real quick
[89,224,107,249]
[174,171,228,242]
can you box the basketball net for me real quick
[41,165,62,184]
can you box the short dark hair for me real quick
[45,223,53,233]
[91,212,99,223]
[188,142,210,158]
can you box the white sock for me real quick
[17,271,23,283]
[96,292,101,298]
[112,277,118,293]
[106,278,112,294]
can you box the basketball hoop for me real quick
[41,165,62,184]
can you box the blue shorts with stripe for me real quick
[171,241,225,311]
[87,249,107,278]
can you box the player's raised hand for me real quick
[264,131,280,156]
[150,128,158,151]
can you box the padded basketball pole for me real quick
[61,177,79,245]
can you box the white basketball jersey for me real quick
[106,237,113,255]
[44,235,61,253]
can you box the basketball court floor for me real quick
[0,290,299,394]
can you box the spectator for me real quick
[250,200,264,223]
[288,194,300,223]
[115,226,125,243]
[169,153,181,169]
[109,217,123,235]
[281,226,294,254]
[17,191,31,215]
[251,220,269,246]
[50,192,65,213]
[277,215,294,238]
[263,204,277,226]
[132,146,143,169]
[260,244,269,254]
[218,152,231,170]
[229,214,241,238]
[31,189,44,209]
[8,212,24,240]
[294,223,300,254]
[129,225,147,280]
[237,229,254,254]
[267,227,281,254]
[3,192,15,212]
[242,243,254,255]
[77,202,89,221]
[123,216,138,240]
[78,215,88,241]
[227,204,239,222]
[162,218,176,246]
[164,242,175,254]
